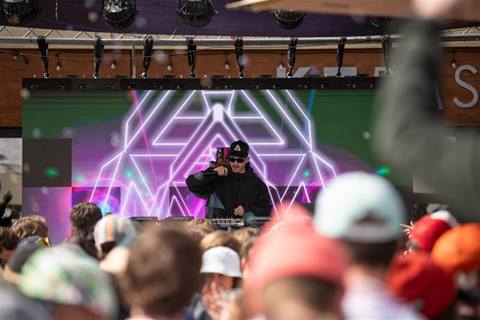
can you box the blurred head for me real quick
[229,140,249,174]
[11,215,48,240]
[263,276,342,319]
[186,219,216,239]
[19,244,116,320]
[123,225,202,318]
[314,172,405,270]
[3,242,44,285]
[0,227,19,268]
[93,215,136,259]
[245,204,349,318]
[407,211,458,253]
[387,252,456,319]
[200,230,241,254]
[70,203,103,234]
[201,246,242,292]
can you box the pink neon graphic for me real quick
[90,90,337,218]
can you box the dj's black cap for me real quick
[229,140,249,158]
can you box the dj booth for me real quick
[130,216,271,229]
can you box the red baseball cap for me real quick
[388,252,455,318]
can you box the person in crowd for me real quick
[232,227,259,248]
[19,244,117,320]
[388,252,456,319]
[373,0,478,222]
[314,172,423,319]
[68,202,103,258]
[3,242,45,285]
[11,215,49,241]
[186,219,217,239]
[200,230,241,254]
[244,204,349,320]
[403,210,458,253]
[0,188,14,227]
[189,246,243,320]
[93,214,136,260]
[186,140,272,218]
[0,281,50,320]
[431,224,480,318]
[0,227,19,268]
[122,225,202,320]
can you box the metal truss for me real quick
[0,26,479,48]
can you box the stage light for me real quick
[451,52,457,70]
[177,0,216,27]
[141,36,154,78]
[93,37,104,79]
[287,38,297,78]
[3,0,39,25]
[55,52,61,72]
[101,0,136,28]
[272,9,305,30]
[187,38,196,78]
[382,36,392,76]
[224,54,230,70]
[37,36,49,78]
[235,38,245,78]
[336,37,346,77]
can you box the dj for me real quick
[186,140,272,219]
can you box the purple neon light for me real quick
[90,90,337,217]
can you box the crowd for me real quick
[0,171,479,320]
[2,0,480,319]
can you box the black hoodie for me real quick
[186,165,272,218]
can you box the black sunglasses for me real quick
[229,157,246,163]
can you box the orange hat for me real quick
[431,224,480,274]
[244,204,349,314]
[388,252,456,318]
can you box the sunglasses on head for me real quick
[229,157,246,163]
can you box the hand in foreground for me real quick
[412,0,467,19]
[233,205,245,217]
[214,166,228,176]
[3,191,12,203]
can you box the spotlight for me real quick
[287,38,297,78]
[93,37,104,79]
[336,37,346,77]
[187,38,196,78]
[451,52,457,70]
[382,36,392,75]
[224,54,230,70]
[3,0,39,25]
[101,0,136,28]
[177,0,216,27]
[55,52,61,72]
[141,36,154,78]
[235,38,245,78]
[273,9,305,30]
[37,36,49,78]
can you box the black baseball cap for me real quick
[229,140,249,158]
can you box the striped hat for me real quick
[93,215,136,251]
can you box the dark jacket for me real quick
[373,19,478,222]
[186,166,272,218]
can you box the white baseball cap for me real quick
[314,172,405,243]
[201,246,242,278]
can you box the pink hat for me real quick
[244,204,349,313]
